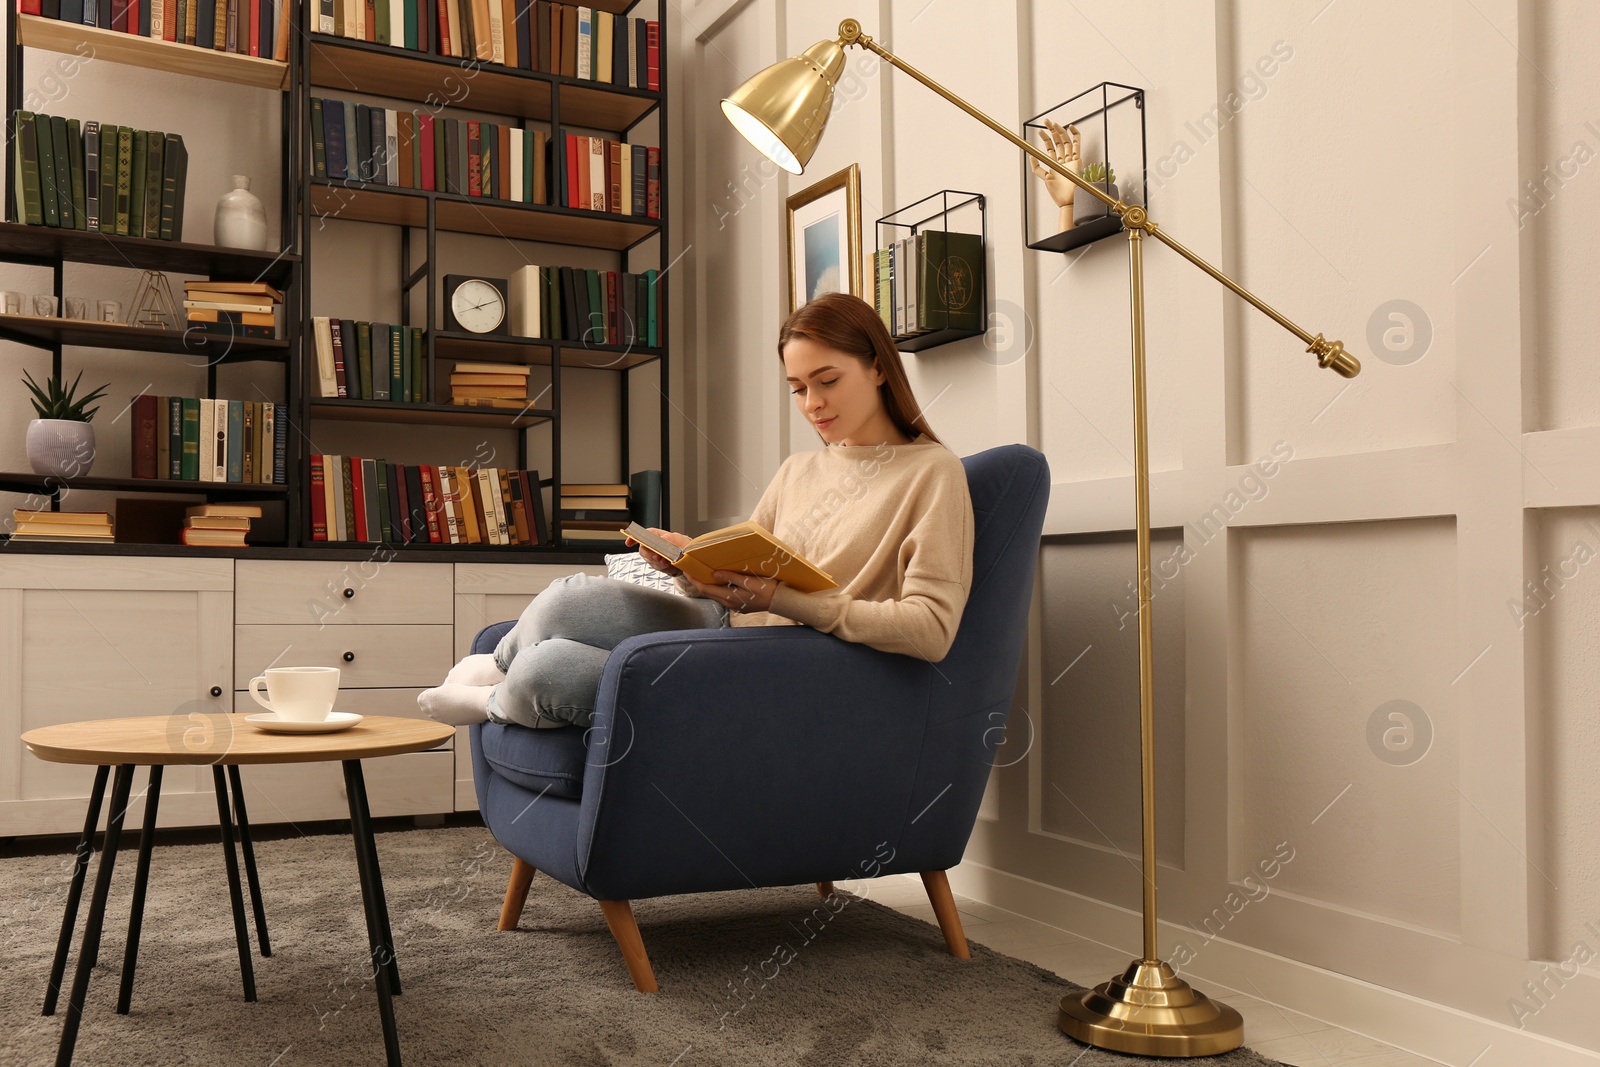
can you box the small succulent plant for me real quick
[1080,161,1116,185]
[22,368,109,422]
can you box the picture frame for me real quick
[785,163,862,315]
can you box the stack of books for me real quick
[558,481,628,545]
[130,395,288,483]
[312,0,658,88]
[19,0,292,60]
[8,509,113,543]
[10,112,188,240]
[874,230,986,339]
[449,362,530,409]
[507,263,658,347]
[183,504,261,547]
[184,281,282,341]
[310,455,550,546]
[311,317,426,401]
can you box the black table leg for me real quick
[116,765,163,1015]
[43,765,108,1016]
[342,759,402,1067]
[211,766,257,1003]
[350,759,400,996]
[227,765,271,957]
[54,763,134,1067]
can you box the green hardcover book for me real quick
[645,269,658,347]
[168,395,183,478]
[403,0,416,49]
[49,116,72,229]
[374,0,388,43]
[357,321,373,398]
[179,397,201,480]
[376,461,391,543]
[159,133,181,241]
[342,458,357,540]
[585,269,604,343]
[98,125,117,233]
[389,324,402,400]
[114,126,133,236]
[411,327,424,402]
[35,114,59,227]
[523,126,534,203]
[310,97,326,179]
[66,118,86,230]
[129,130,147,238]
[547,266,561,340]
[14,112,42,225]
[164,134,187,241]
[142,131,164,239]
[916,230,985,332]
[399,323,411,402]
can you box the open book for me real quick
[622,521,837,593]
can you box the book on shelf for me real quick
[24,0,288,59]
[8,509,114,543]
[311,317,422,401]
[874,229,986,338]
[309,456,548,546]
[131,393,286,483]
[622,521,837,593]
[11,112,187,239]
[505,263,656,345]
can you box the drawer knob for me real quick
[343,651,355,663]
[343,587,355,599]
[211,685,223,698]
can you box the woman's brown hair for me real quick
[776,291,943,446]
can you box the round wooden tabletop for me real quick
[21,714,457,766]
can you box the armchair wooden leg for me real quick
[597,900,659,992]
[816,881,834,898]
[498,857,536,931]
[920,870,971,959]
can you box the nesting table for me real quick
[21,713,455,1067]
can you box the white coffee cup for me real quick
[249,666,341,722]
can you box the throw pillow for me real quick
[605,551,679,595]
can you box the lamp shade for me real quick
[720,38,846,174]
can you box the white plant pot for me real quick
[26,419,96,478]
[1074,182,1120,226]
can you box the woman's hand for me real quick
[682,569,780,616]
[624,528,693,576]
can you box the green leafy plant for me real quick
[1080,161,1116,185]
[22,369,109,423]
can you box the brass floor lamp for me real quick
[721,18,1360,1059]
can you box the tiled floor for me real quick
[834,876,1440,1067]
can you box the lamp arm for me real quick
[837,19,1359,378]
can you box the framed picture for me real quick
[785,163,862,315]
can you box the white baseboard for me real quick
[941,860,1600,1067]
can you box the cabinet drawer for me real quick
[234,624,453,689]
[235,560,453,625]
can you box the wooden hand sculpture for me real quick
[1029,119,1081,233]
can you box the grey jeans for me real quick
[487,571,730,730]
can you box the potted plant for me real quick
[22,369,109,478]
[1073,162,1119,226]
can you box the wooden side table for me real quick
[22,713,455,1067]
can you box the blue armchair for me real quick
[468,443,1050,990]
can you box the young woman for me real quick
[418,291,975,729]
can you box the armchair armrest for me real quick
[574,626,938,899]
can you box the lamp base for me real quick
[1058,959,1244,1058]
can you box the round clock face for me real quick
[452,279,505,333]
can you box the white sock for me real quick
[418,683,494,726]
[447,653,507,686]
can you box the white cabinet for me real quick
[0,557,233,836]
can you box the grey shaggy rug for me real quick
[0,823,1286,1066]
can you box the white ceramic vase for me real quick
[26,419,96,478]
[214,175,268,250]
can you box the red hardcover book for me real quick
[607,139,621,214]
[309,453,328,541]
[419,113,435,190]
[576,135,591,211]
[497,124,510,201]
[248,0,259,52]
[467,120,482,196]
[419,464,444,543]
[645,19,658,91]
[349,457,368,542]
[435,0,452,54]
[164,0,178,39]
[565,132,579,208]
[507,469,529,544]
[330,319,348,397]
[605,270,618,345]
[128,0,141,33]
[18,0,41,13]
[364,0,376,40]
[645,145,660,219]
[132,394,158,478]
[110,0,130,31]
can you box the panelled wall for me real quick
[672,0,1600,1061]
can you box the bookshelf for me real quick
[0,0,670,557]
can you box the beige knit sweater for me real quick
[672,434,974,662]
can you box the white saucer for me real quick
[244,711,363,734]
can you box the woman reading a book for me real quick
[419,291,974,729]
